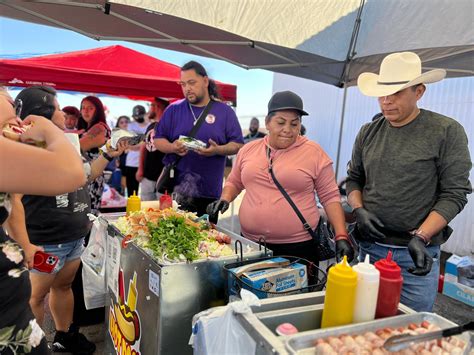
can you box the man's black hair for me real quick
[181,60,221,100]
[15,85,57,120]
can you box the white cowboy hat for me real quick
[357,52,446,97]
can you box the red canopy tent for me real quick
[0,45,237,105]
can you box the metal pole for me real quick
[334,0,366,179]
[335,83,349,180]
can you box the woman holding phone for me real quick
[0,86,85,354]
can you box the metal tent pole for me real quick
[334,0,366,179]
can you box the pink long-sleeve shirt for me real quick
[226,136,341,244]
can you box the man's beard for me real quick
[148,111,156,120]
[135,116,145,123]
[187,92,205,105]
[249,128,258,134]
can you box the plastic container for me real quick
[374,250,403,318]
[126,190,141,215]
[352,254,380,323]
[159,191,173,210]
[275,323,298,336]
[321,256,358,328]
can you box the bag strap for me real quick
[267,147,319,241]
[168,100,214,165]
[188,100,214,138]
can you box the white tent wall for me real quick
[273,73,473,256]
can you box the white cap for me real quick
[353,255,380,282]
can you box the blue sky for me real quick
[0,17,274,127]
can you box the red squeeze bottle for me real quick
[159,191,173,210]
[374,251,403,318]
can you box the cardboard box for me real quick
[442,254,474,307]
[227,257,307,299]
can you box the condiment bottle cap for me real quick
[353,254,380,282]
[374,250,401,279]
[275,323,298,336]
[330,255,357,281]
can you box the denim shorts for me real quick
[30,238,85,274]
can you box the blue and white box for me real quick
[442,254,474,307]
[228,257,307,299]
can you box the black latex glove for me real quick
[354,207,386,241]
[407,236,433,276]
[336,239,355,263]
[206,199,230,219]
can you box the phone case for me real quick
[33,251,59,273]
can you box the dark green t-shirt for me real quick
[347,109,471,237]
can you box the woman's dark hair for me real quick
[15,85,57,120]
[78,95,107,131]
[181,60,221,100]
[115,115,130,128]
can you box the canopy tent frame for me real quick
[2,0,473,173]
[3,0,325,71]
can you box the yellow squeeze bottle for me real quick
[126,191,141,215]
[321,256,358,328]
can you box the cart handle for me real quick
[258,236,268,255]
[234,239,243,262]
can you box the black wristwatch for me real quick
[102,152,114,162]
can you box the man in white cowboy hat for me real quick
[346,52,472,312]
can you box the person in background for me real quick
[208,91,353,264]
[78,96,111,212]
[0,86,85,355]
[347,52,472,312]
[136,98,169,201]
[243,117,266,143]
[154,61,244,222]
[124,105,148,197]
[115,115,130,195]
[62,105,81,132]
[12,86,128,354]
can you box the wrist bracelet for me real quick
[335,234,349,241]
[414,233,430,246]
[102,152,114,162]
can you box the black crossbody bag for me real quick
[267,147,336,261]
[156,100,214,194]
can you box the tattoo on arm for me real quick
[85,124,106,139]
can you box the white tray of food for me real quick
[285,312,472,354]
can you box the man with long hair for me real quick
[154,61,244,221]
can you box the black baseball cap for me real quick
[267,91,308,116]
[132,105,146,118]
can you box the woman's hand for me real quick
[22,243,44,269]
[20,115,61,143]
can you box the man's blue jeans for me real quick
[358,241,440,312]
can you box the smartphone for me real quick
[33,251,59,273]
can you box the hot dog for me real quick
[2,123,31,141]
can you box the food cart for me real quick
[101,212,270,355]
[194,292,472,354]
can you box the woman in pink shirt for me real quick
[208,91,354,263]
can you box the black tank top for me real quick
[22,186,91,245]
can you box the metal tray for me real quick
[100,212,269,265]
[285,312,472,354]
